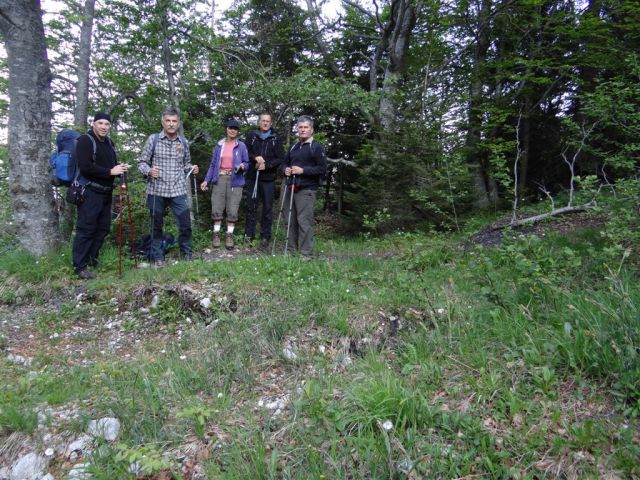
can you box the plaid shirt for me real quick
[137,132,192,198]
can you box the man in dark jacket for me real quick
[283,115,327,257]
[243,112,285,249]
[72,111,129,279]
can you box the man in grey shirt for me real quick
[137,108,199,265]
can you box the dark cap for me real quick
[224,118,240,129]
[93,111,112,123]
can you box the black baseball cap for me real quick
[225,119,240,129]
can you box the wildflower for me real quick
[382,420,393,431]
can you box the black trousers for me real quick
[72,187,112,272]
[244,179,275,240]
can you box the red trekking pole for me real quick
[123,173,137,268]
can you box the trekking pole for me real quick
[118,178,124,275]
[252,170,260,199]
[271,177,289,255]
[192,170,199,216]
[147,179,156,260]
[284,175,296,256]
[123,173,137,268]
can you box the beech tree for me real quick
[73,0,95,129]
[0,0,60,255]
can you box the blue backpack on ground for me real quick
[49,129,98,187]
[133,232,176,260]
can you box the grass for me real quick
[0,214,638,478]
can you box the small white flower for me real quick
[179,355,187,360]
[382,420,393,431]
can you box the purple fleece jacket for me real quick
[204,139,249,187]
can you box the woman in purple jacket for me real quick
[200,119,249,250]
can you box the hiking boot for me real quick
[225,233,234,250]
[212,232,221,248]
[260,238,269,250]
[154,259,165,269]
[77,269,95,280]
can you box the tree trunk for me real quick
[73,0,95,130]
[466,0,494,206]
[159,0,178,108]
[0,0,59,255]
[378,0,419,132]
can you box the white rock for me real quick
[282,347,297,360]
[150,295,160,308]
[0,466,10,480]
[67,463,90,479]
[200,297,212,309]
[44,448,54,458]
[7,354,32,367]
[10,453,47,480]
[127,462,143,476]
[87,417,120,441]
[65,434,92,458]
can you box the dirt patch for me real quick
[467,212,608,248]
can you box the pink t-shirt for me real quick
[220,142,234,171]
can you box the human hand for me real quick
[200,181,208,191]
[111,163,129,176]
[149,166,161,178]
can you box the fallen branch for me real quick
[502,203,594,229]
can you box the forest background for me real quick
[0,0,637,254]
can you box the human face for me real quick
[92,119,111,140]
[297,121,313,142]
[161,114,180,139]
[226,126,239,141]
[258,114,272,133]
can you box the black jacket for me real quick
[245,129,285,183]
[284,139,327,191]
[77,130,117,188]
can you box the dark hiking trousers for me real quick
[72,187,112,273]
[148,194,192,260]
[244,179,275,240]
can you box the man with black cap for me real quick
[243,112,285,250]
[137,108,199,266]
[72,111,129,279]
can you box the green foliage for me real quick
[114,443,173,476]
[600,178,640,271]
[0,404,38,434]
[176,403,219,439]
[349,125,472,232]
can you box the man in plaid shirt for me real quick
[137,108,199,265]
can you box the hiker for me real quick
[137,108,199,266]
[243,112,285,249]
[282,115,327,257]
[72,111,129,279]
[200,119,249,250]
